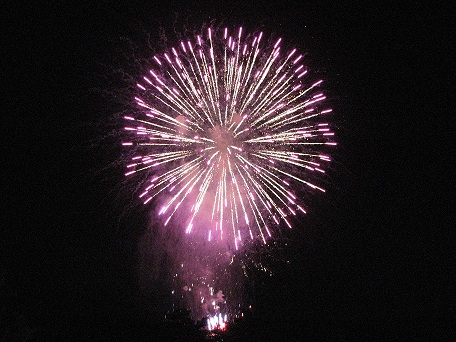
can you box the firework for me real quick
[122,26,335,251]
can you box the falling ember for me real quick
[123,26,335,249]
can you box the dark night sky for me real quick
[3,1,453,340]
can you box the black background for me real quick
[2,1,453,340]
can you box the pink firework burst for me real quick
[122,26,335,250]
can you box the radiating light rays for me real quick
[122,26,335,250]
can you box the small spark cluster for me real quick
[122,26,335,250]
[207,312,228,331]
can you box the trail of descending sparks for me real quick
[122,27,335,250]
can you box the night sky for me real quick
[3,1,453,340]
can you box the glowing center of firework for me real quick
[210,125,238,155]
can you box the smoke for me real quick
[138,212,245,321]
